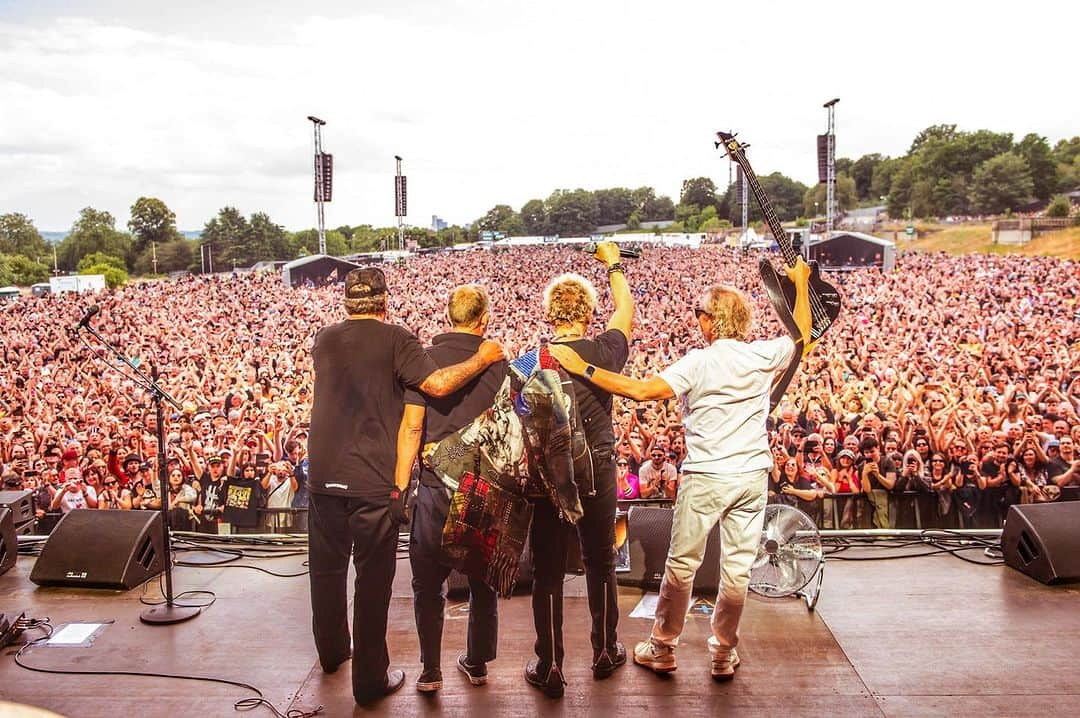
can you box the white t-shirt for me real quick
[659,336,795,476]
[58,485,97,513]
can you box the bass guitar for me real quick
[715,130,842,407]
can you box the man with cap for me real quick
[194,454,228,532]
[307,266,505,705]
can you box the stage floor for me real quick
[1,542,1078,717]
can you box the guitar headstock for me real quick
[715,130,748,160]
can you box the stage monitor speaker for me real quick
[621,505,721,594]
[1001,503,1080,585]
[0,508,16,576]
[29,509,164,590]
[0,490,34,525]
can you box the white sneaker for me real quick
[710,648,740,681]
[633,639,677,673]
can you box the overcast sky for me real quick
[1,0,1076,232]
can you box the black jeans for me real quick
[308,492,398,703]
[410,483,498,670]
[529,453,618,670]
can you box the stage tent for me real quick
[281,254,364,288]
[806,231,896,273]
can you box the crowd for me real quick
[1,245,1078,532]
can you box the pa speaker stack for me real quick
[0,491,37,576]
[1001,503,1080,585]
[29,509,165,590]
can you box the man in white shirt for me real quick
[549,270,812,684]
[50,467,98,513]
[638,446,678,499]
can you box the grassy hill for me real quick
[886,223,1080,260]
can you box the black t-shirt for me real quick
[404,332,508,488]
[222,477,260,527]
[307,318,438,500]
[198,473,227,517]
[551,328,629,448]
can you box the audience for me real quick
[0,245,1077,531]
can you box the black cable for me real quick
[11,618,323,718]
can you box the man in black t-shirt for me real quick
[397,284,508,693]
[307,267,504,705]
[522,241,634,697]
[858,437,897,529]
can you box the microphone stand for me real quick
[78,317,201,625]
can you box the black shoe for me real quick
[355,669,406,704]
[457,654,488,686]
[416,667,443,693]
[592,642,627,680]
[525,659,565,699]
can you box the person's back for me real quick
[308,318,435,500]
[663,337,792,477]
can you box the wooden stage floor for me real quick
[1,542,1078,717]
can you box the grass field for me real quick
[887,223,1080,260]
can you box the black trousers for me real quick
[308,492,398,703]
[410,483,498,670]
[529,454,618,670]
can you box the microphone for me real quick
[583,242,641,259]
[75,305,100,331]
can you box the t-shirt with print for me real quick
[307,318,438,500]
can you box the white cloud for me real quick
[0,1,1076,232]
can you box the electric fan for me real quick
[749,504,824,610]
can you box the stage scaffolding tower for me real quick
[308,115,328,255]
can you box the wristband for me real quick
[584,365,597,380]
[607,263,624,275]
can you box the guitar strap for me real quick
[758,257,805,411]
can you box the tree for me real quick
[288,229,347,257]
[246,212,289,264]
[1044,195,1072,218]
[0,254,49,285]
[968,152,1034,214]
[0,213,49,260]
[851,154,886,201]
[545,189,599,236]
[57,207,132,271]
[594,188,635,226]
[632,187,675,221]
[679,177,719,212]
[757,172,810,222]
[80,262,128,288]
[77,252,126,273]
[835,157,854,176]
[476,204,524,236]
[1015,133,1058,201]
[803,175,857,218]
[201,207,248,268]
[127,197,181,262]
[520,199,547,235]
[133,239,195,275]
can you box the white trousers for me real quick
[650,469,767,657]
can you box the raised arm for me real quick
[594,241,634,340]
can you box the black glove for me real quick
[388,487,408,526]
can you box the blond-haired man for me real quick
[550,274,812,683]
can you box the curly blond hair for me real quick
[543,273,597,326]
[700,285,752,340]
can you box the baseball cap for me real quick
[345,267,387,299]
[61,448,79,461]
[1047,439,1061,448]
[207,455,223,464]
[838,449,856,461]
